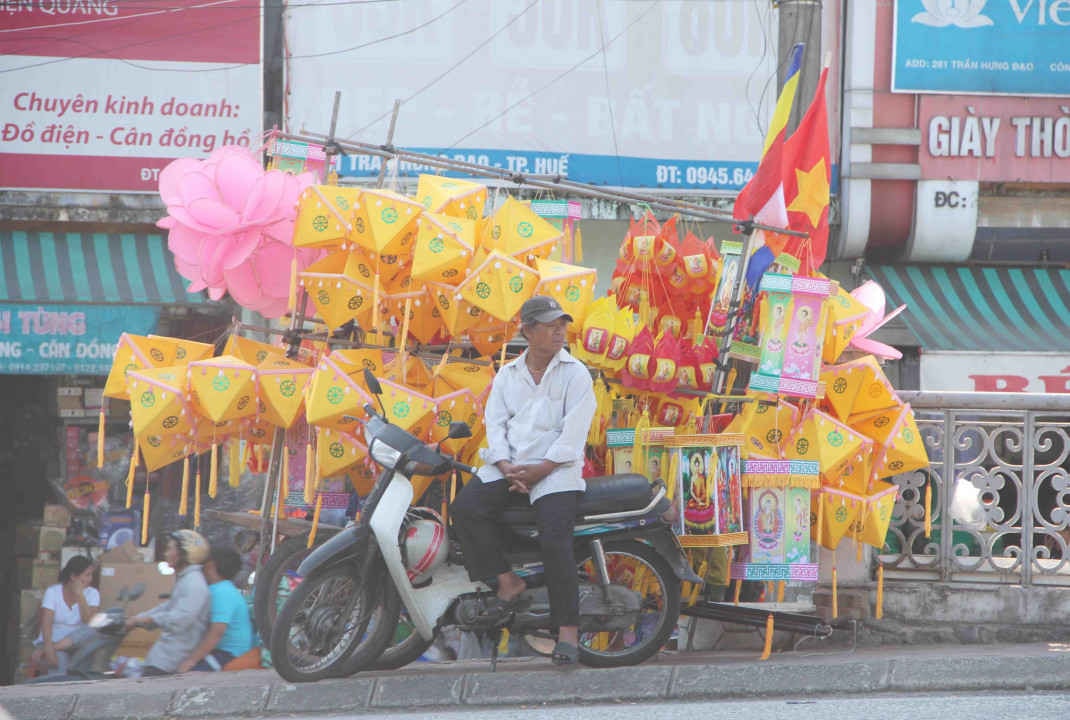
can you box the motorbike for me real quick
[269,369,701,683]
[29,582,146,682]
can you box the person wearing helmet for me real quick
[125,529,211,675]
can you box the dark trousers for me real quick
[450,479,581,629]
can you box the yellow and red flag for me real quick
[781,64,831,275]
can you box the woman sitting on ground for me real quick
[30,556,99,675]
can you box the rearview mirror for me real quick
[447,421,472,440]
[363,368,383,395]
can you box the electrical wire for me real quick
[596,0,624,187]
[340,0,541,142]
[445,0,660,151]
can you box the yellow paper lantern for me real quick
[416,174,487,220]
[257,356,314,429]
[426,281,487,336]
[413,212,477,285]
[223,335,284,365]
[817,488,862,550]
[822,354,900,422]
[858,481,899,548]
[784,408,868,476]
[430,388,481,454]
[350,188,422,256]
[138,433,191,472]
[482,197,563,264]
[723,396,800,459]
[862,403,930,481]
[378,378,436,438]
[432,356,495,402]
[299,251,376,331]
[533,258,597,330]
[293,185,362,249]
[104,333,186,400]
[187,355,259,424]
[460,249,538,323]
[126,366,194,439]
[316,427,368,479]
[149,335,213,365]
[468,315,518,359]
[822,284,870,364]
[305,353,374,434]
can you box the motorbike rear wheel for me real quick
[253,533,318,644]
[576,539,681,668]
[270,560,399,682]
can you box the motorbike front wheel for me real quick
[270,561,399,682]
[576,539,681,668]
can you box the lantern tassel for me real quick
[141,486,151,546]
[178,456,190,516]
[574,226,583,263]
[124,443,138,509]
[733,578,742,606]
[194,461,202,530]
[288,253,299,314]
[303,441,315,505]
[208,443,219,499]
[876,564,885,619]
[924,481,933,537]
[759,613,774,661]
[228,440,241,488]
[96,407,106,469]
[307,492,323,548]
[832,566,839,619]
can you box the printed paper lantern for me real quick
[138,433,192,472]
[415,174,487,220]
[349,188,423,256]
[293,185,362,249]
[432,357,495,401]
[749,273,832,398]
[858,481,899,548]
[460,249,538,323]
[126,366,194,439]
[257,356,314,428]
[104,333,190,400]
[821,354,900,422]
[571,296,621,369]
[723,396,800,459]
[426,281,487,336]
[148,336,214,365]
[482,197,563,263]
[822,283,869,364]
[817,488,862,550]
[377,378,436,439]
[412,212,477,285]
[223,334,284,365]
[187,356,259,424]
[316,427,368,479]
[820,436,874,495]
[853,403,929,481]
[384,354,434,393]
[306,352,375,434]
[299,250,376,331]
[534,258,597,329]
[783,408,867,479]
[430,388,481,453]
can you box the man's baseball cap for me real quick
[520,295,573,325]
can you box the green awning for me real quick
[0,231,205,305]
[866,265,1070,352]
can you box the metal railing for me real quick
[882,392,1070,586]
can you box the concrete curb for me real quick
[3,644,1070,719]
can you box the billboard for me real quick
[921,351,1070,393]
[919,95,1070,183]
[0,1,262,193]
[0,304,159,375]
[284,0,780,192]
[892,0,1070,96]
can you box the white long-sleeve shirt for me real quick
[144,564,210,672]
[477,348,596,503]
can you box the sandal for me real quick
[551,640,579,667]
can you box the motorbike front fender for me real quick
[296,524,370,577]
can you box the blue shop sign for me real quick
[0,305,160,375]
[893,0,1070,96]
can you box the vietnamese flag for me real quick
[732,44,804,256]
[781,66,831,275]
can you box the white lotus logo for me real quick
[912,0,994,27]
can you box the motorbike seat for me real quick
[502,473,657,525]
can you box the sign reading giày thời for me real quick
[0,305,159,375]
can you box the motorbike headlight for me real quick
[369,437,402,469]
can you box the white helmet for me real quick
[401,508,447,585]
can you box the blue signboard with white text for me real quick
[893,0,1070,96]
[0,305,159,375]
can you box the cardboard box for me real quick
[17,557,60,590]
[18,589,44,639]
[98,543,175,659]
[43,504,72,528]
[15,524,67,557]
[60,545,102,569]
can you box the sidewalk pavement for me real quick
[4,641,1070,720]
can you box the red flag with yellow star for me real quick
[781,66,831,275]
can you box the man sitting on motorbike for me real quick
[124,529,211,675]
[177,545,255,672]
[450,295,597,667]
